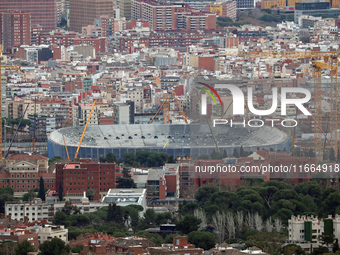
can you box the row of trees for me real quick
[191,180,340,222]
[198,146,253,160]
[99,151,176,167]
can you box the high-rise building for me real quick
[0,0,56,32]
[236,0,255,9]
[132,0,216,31]
[69,0,114,33]
[0,10,31,53]
[120,0,132,20]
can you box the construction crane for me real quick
[0,45,22,161]
[149,91,189,125]
[169,90,189,124]
[4,104,30,159]
[237,50,339,159]
[149,96,169,124]
[62,134,71,162]
[73,100,96,160]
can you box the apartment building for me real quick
[29,225,68,244]
[69,0,114,33]
[287,215,340,252]
[132,0,216,31]
[0,0,56,32]
[0,10,31,53]
[56,160,121,200]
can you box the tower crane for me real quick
[237,50,339,159]
[0,45,22,161]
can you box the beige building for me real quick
[69,0,114,33]
[7,97,41,119]
[72,103,113,126]
[29,225,68,244]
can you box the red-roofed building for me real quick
[56,161,121,201]
[0,228,38,249]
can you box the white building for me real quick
[101,188,147,211]
[28,225,68,244]
[288,215,340,252]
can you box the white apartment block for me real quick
[6,198,108,222]
[29,225,68,244]
[288,215,340,252]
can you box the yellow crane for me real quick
[62,134,71,162]
[237,50,339,159]
[73,100,96,160]
[169,90,189,124]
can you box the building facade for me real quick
[69,0,114,33]
[132,0,216,31]
[0,154,54,193]
[0,10,31,53]
[56,160,121,201]
[0,0,56,32]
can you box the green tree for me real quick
[281,244,305,255]
[233,148,239,158]
[23,189,35,202]
[107,203,123,223]
[48,156,63,165]
[123,151,137,166]
[0,187,15,214]
[71,245,83,253]
[143,209,157,227]
[188,231,216,250]
[117,168,136,188]
[61,201,80,216]
[15,240,36,255]
[38,176,45,201]
[246,232,285,254]
[39,237,71,255]
[311,247,329,255]
[106,152,117,162]
[87,188,94,201]
[53,211,69,226]
[176,215,201,234]
[0,241,16,255]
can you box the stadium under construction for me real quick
[47,124,289,159]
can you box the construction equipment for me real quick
[169,90,189,124]
[0,45,22,161]
[149,91,189,124]
[73,100,96,160]
[4,104,30,159]
[62,135,71,162]
[149,96,169,124]
[237,50,339,159]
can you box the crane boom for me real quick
[62,135,70,162]
[5,104,30,159]
[149,96,169,124]
[74,100,96,160]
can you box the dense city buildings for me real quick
[0,0,56,32]
[69,0,114,33]
[2,0,340,251]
